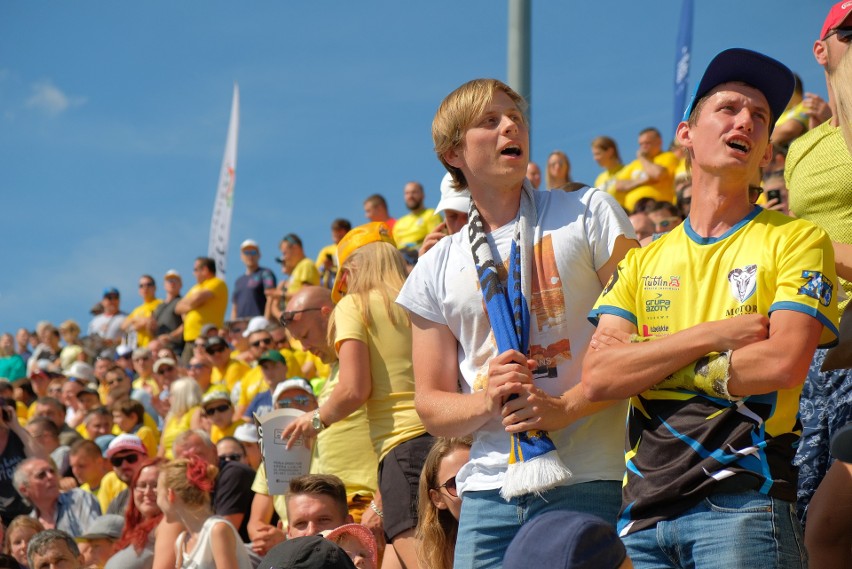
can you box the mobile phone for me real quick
[766,189,782,203]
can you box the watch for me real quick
[311,409,325,432]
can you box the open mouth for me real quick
[500,145,523,157]
[726,139,751,154]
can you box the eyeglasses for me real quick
[204,403,231,416]
[250,338,273,348]
[138,282,155,288]
[134,482,157,493]
[110,453,140,467]
[219,453,244,463]
[33,467,57,481]
[824,26,852,42]
[276,395,312,409]
[435,476,458,497]
[279,308,322,326]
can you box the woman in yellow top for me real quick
[283,222,431,569]
[591,135,624,197]
[159,378,203,459]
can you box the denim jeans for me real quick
[453,480,621,569]
[622,491,807,569]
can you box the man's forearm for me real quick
[415,388,491,437]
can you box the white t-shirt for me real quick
[397,186,634,495]
[177,516,252,569]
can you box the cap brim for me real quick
[683,48,794,131]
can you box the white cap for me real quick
[64,361,95,383]
[234,423,259,444]
[272,378,314,402]
[243,315,271,338]
[435,172,471,215]
[240,239,259,250]
[164,269,181,279]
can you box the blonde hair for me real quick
[415,437,472,569]
[432,78,527,190]
[591,135,622,164]
[167,378,201,420]
[3,516,45,555]
[831,46,852,157]
[328,241,409,345]
[546,150,572,189]
[161,457,218,509]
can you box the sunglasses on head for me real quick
[435,475,458,497]
[110,453,140,467]
[825,26,852,42]
[204,403,231,416]
[276,395,312,409]
[279,307,322,326]
[219,453,244,463]
[250,338,273,348]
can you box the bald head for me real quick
[286,286,334,313]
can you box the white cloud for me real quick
[25,80,86,116]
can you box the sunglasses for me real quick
[279,307,322,326]
[206,346,227,355]
[104,294,119,300]
[435,476,458,497]
[204,403,231,416]
[33,467,57,480]
[110,453,140,467]
[242,249,259,256]
[219,453,244,463]
[276,395,312,409]
[156,366,175,374]
[825,26,852,42]
[250,338,273,348]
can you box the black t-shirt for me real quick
[213,460,256,542]
[0,430,32,525]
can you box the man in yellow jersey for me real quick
[392,181,441,263]
[120,275,162,347]
[175,257,228,345]
[585,48,838,569]
[613,128,679,212]
[266,234,320,321]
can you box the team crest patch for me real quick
[727,264,757,303]
[798,270,833,306]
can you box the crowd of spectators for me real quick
[1,4,851,569]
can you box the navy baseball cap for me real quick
[682,48,795,133]
[504,511,627,569]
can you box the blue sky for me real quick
[0,1,835,335]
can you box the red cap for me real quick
[821,1,852,40]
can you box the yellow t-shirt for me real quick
[161,407,200,459]
[125,298,163,347]
[596,166,624,200]
[182,277,228,341]
[132,375,160,397]
[334,292,426,461]
[251,362,377,522]
[287,258,320,296]
[210,418,245,444]
[237,365,267,409]
[392,209,442,251]
[615,151,679,211]
[98,471,127,515]
[211,359,251,393]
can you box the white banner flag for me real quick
[208,83,240,277]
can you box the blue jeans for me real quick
[453,480,621,569]
[622,491,807,569]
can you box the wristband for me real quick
[369,501,384,519]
